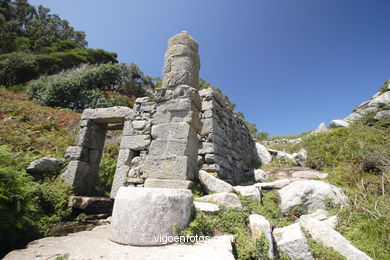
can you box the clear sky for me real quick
[30,0,390,136]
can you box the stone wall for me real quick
[198,88,257,185]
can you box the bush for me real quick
[27,62,155,111]
[0,49,117,87]
[0,145,74,255]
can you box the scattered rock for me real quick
[254,169,268,182]
[273,223,313,260]
[68,196,114,215]
[330,119,350,128]
[196,192,243,211]
[276,151,296,162]
[110,187,193,246]
[198,170,233,194]
[255,179,292,189]
[255,143,272,165]
[311,122,329,134]
[293,148,307,166]
[374,110,390,121]
[291,170,328,179]
[26,157,64,175]
[249,214,274,259]
[269,167,311,179]
[193,201,220,214]
[304,209,329,221]
[299,215,373,260]
[278,180,348,214]
[3,225,235,260]
[233,185,261,202]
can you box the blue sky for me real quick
[30,0,389,136]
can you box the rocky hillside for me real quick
[2,80,390,259]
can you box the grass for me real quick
[300,113,390,259]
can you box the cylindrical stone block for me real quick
[162,31,200,89]
[110,187,193,246]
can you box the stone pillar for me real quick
[143,31,201,189]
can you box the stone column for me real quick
[143,31,201,189]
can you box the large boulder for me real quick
[330,119,350,128]
[278,180,348,214]
[299,215,373,260]
[26,157,64,175]
[249,214,274,259]
[198,170,233,194]
[255,143,272,165]
[196,192,242,211]
[110,187,192,246]
[273,223,313,260]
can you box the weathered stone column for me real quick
[143,31,201,189]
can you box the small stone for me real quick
[196,192,242,211]
[198,170,233,194]
[233,185,261,202]
[374,110,390,121]
[249,214,274,259]
[255,179,291,189]
[273,223,313,260]
[255,143,272,165]
[193,201,220,214]
[68,196,113,215]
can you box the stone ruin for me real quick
[61,31,258,199]
[60,31,259,245]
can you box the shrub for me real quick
[0,49,117,87]
[27,62,154,111]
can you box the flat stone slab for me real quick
[4,225,235,260]
[299,215,373,260]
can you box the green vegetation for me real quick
[0,88,78,255]
[27,62,155,111]
[0,0,118,87]
[96,144,120,197]
[182,191,296,260]
[305,233,345,260]
[301,112,390,259]
[0,49,117,87]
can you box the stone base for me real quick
[144,178,194,189]
[110,187,193,246]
